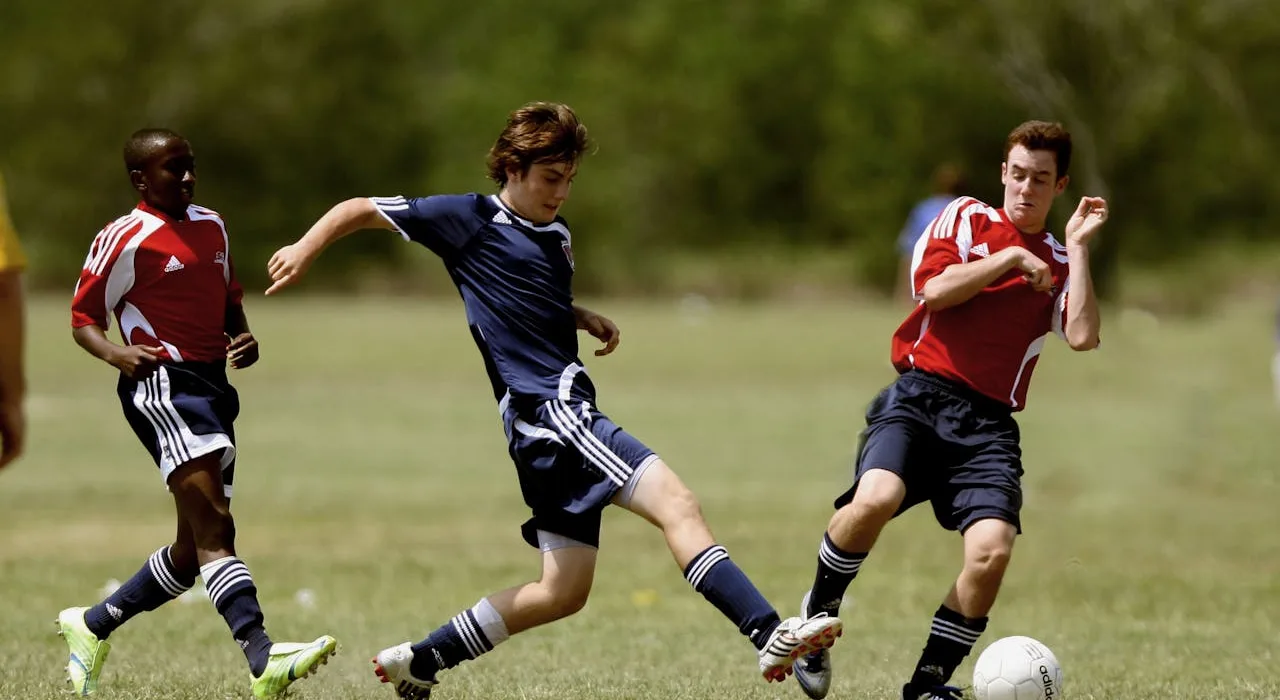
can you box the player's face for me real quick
[505,161,576,224]
[1001,145,1068,233]
[133,138,196,218]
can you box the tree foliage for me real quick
[2,0,1275,297]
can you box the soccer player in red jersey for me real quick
[791,121,1108,700]
[58,129,336,698]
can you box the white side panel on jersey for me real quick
[1051,277,1070,340]
[1008,335,1046,408]
[187,205,232,283]
[119,301,184,361]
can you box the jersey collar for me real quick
[489,195,571,239]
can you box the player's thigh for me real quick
[538,542,598,600]
[168,454,233,527]
[835,416,935,515]
[934,429,1024,534]
[612,457,700,528]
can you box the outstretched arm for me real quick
[266,198,393,295]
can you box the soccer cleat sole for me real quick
[297,644,338,680]
[762,620,844,683]
[372,658,433,700]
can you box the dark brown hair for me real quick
[486,102,590,187]
[1004,121,1072,179]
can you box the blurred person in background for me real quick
[0,172,26,471]
[897,164,966,303]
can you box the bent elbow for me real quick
[1067,332,1100,351]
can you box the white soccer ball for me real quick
[972,636,1064,700]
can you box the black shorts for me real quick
[117,362,238,498]
[835,370,1024,533]
[502,394,658,549]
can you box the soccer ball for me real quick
[972,636,1063,700]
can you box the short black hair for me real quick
[123,128,187,172]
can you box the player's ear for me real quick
[129,169,147,192]
[999,162,1008,185]
[1054,174,1069,195]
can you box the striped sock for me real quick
[84,546,195,639]
[684,544,781,649]
[201,556,272,675]
[806,533,866,618]
[908,605,988,689]
[409,599,509,680]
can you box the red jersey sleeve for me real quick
[226,252,245,307]
[909,196,984,300]
[71,216,143,330]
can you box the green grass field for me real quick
[3,295,1278,699]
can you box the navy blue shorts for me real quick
[117,362,238,498]
[835,370,1024,533]
[502,394,658,549]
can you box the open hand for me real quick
[266,243,317,295]
[1065,196,1108,247]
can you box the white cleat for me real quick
[793,591,833,698]
[373,642,437,700]
[758,613,843,683]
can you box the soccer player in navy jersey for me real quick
[59,129,337,697]
[265,102,843,698]
[791,121,1108,700]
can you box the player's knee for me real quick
[665,485,705,528]
[542,580,591,620]
[167,541,199,576]
[848,469,906,522]
[965,542,1013,581]
[190,509,236,552]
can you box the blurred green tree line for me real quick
[2,0,1276,300]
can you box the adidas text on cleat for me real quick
[373,642,437,700]
[250,635,338,698]
[793,590,833,699]
[57,607,111,696]
[758,614,843,683]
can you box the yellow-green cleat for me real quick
[250,635,339,698]
[56,607,111,696]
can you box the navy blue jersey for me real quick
[371,193,590,403]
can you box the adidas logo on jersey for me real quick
[164,255,185,272]
[492,210,513,225]
[970,242,991,258]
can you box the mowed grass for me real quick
[2,294,1278,699]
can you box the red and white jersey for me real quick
[892,196,1071,410]
[71,201,244,363]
